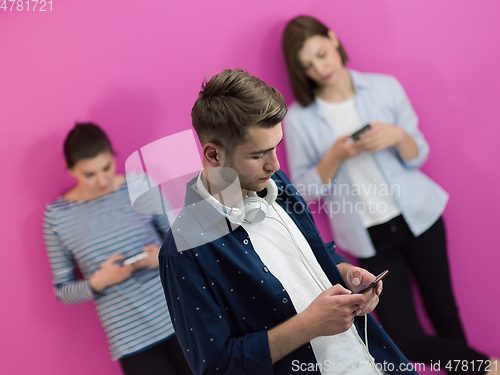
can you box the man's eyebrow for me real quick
[249,137,283,155]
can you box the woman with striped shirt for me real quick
[43,123,192,375]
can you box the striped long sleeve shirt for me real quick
[43,182,175,360]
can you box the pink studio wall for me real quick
[1,0,498,374]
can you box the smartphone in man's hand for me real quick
[352,270,388,294]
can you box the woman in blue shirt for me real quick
[282,15,495,373]
[43,123,192,375]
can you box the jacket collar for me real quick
[183,171,288,231]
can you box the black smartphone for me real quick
[351,124,371,140]
[352,270,389,294]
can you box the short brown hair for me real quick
[64,122,115,169]
[282,15,349,107]
[191,69,287,156]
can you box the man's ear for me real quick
[203,143,221,167]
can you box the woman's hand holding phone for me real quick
[130,244,161,270]
[90,254,135,293]
[355,122,404,152]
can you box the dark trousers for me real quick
[119,335,193,375]
[360,216,488,375]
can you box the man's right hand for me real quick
[89,254,134,293]
[301,284,366,338]
[268,284,368,364]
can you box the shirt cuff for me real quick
[242,330,274,374]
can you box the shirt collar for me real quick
[184,176,228,231]
[183,172,288,231]
[311,69,367,110]
[348,69,368,90]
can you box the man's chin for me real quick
[253,180,270,193]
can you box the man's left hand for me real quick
[337,264,383,316]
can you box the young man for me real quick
[159,69,416,375]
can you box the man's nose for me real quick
[265,150,280,172]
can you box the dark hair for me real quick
[191,69,288,156]
[282,15,349,107]
[64,123,115,169]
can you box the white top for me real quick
[316,97,400,228]
[241,203,377,375]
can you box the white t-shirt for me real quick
[316,96,400,228]
[241,203,378,375]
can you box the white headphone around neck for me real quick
[196,172,278,223]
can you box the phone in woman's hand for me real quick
[123,252,147,266]
[352,124,372,140]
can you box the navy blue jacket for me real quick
[159,170,415,375]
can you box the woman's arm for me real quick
[316,135,362,184]
[43,208,95,304]
[353,75,428,168]
[395,127,419,160]
[356,121,418,160]
[285,108,360,200]
[43,207,135,301]
[88,254,134,293]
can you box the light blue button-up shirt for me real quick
[284,69,449,258]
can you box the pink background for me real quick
[1,0,499,373]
